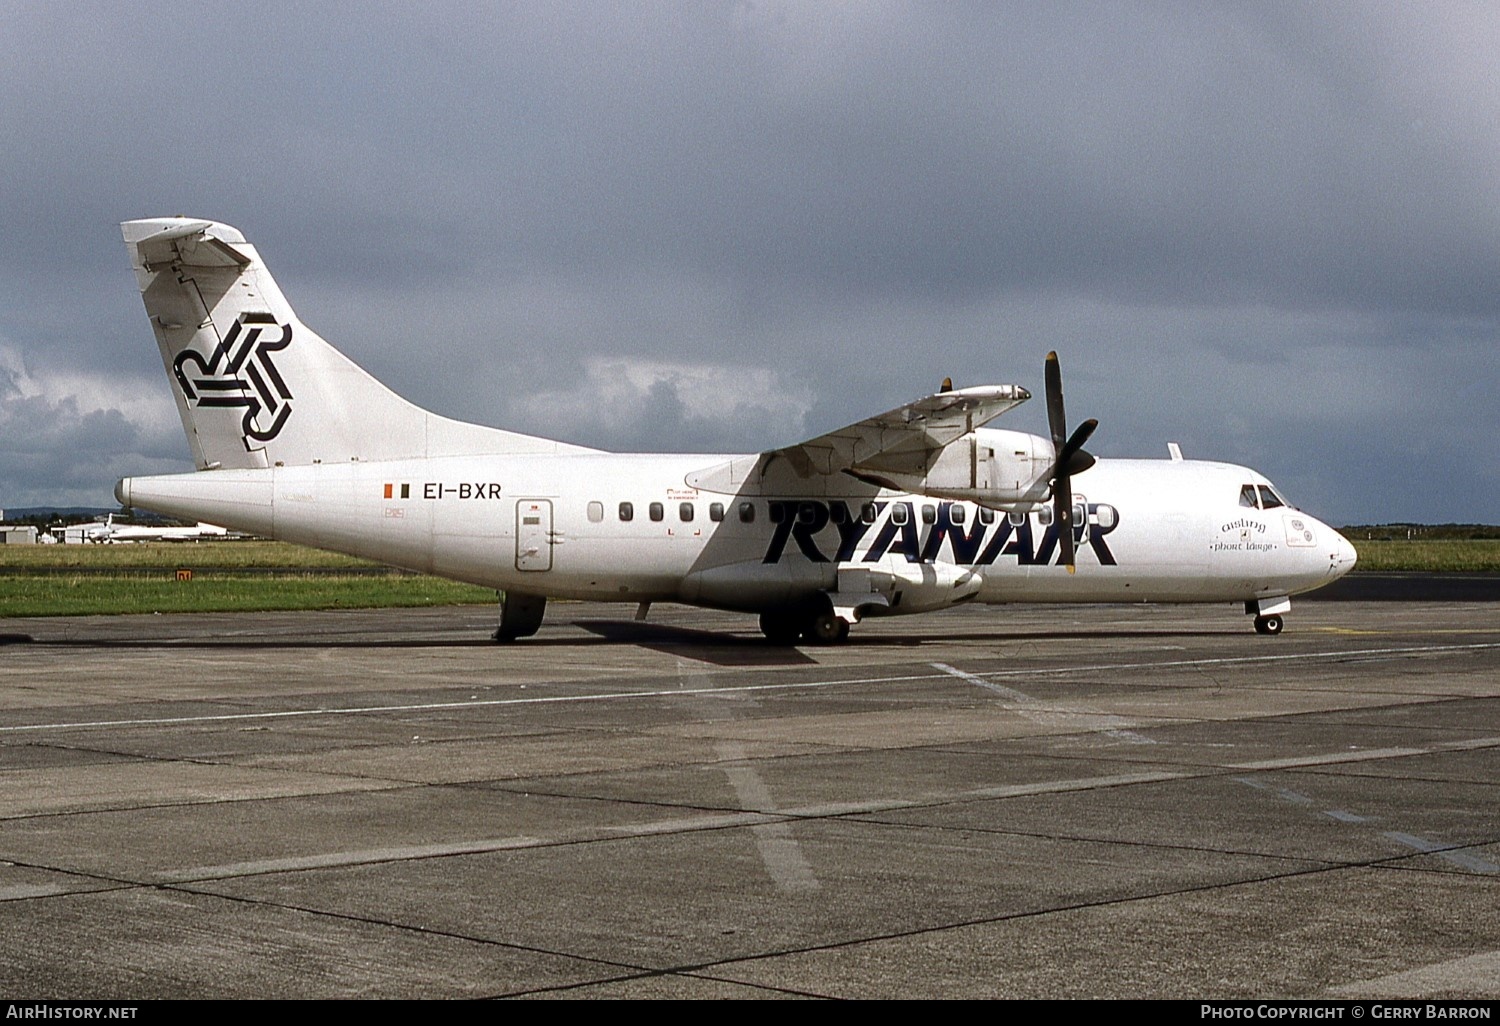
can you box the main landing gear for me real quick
[1253,614,1284,635]
[494,591,546,642]
[759,602,851,646]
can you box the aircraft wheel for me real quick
[494,591,546,642]
[759,610,803,645]
[1253,614,1284,636]
[804,610,851,645]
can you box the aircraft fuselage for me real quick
[118,450,1355,616]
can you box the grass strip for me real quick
[1349,539,1500,572]
[1,538,1496,617]
[0,573,494,617]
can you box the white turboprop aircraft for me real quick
[83,514,229,544]
[115,218,1357,642]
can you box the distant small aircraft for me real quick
[115,218,1356,641]
[83,514,228,544]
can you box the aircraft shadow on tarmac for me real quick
[570,620,1250,665]
[9,619,1248,668]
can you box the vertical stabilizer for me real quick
[122,218,595,470]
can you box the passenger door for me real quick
[515,499,553,572]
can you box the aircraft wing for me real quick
[769,384,1030,479]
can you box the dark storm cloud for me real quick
[0,345,183,507]
[1,2,1495,521]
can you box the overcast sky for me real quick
[2,2,1497,523]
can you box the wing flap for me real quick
[774,384,1029,479]
[686,383,1029,493]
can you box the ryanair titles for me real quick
[761,500,1119,567]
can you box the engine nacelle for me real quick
[865,428,1052,508]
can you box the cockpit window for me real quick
[1240,482,1293,511]
[1258,485,1287,510]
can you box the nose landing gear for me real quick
[1253,614,1284,635]
[1247,597,1290,636]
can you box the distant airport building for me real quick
[0,526,39,545]
[60,523,107,544]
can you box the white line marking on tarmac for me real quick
[931,662,1159,744]
[157,838,547,882]
[1382,832,1500,874]
[599,813,770,837]
[717,741,820,893]
[1235,776,1500,874]
[1326,949,1500,997]
[1228,743,1485,771]
[927,662,1033,702]
[1323,809,1371,824]
[1244,747,1422,769]
[669,657,820,894]
[1433,735,1500,750]
[775,770,1193,819]
[4,641,1496,736]
[0,883,86,901]
[155,811,808,886]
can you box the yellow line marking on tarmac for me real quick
[1309,626,1500,636]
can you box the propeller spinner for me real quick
[1043,351,1098,572]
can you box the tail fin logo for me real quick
[172,312,295,447]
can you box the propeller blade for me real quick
[1059,418,1098,468]
[1044,351,1066,451]
[1066,449,1097,476]
[1043,353,1095,572]
[940,377,953,393]
[1054,471,1076,570]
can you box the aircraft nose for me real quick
[1331,530,1358,578]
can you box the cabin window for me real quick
[587,501,604,523]
[1072,503,1086,527]
[892,504,909,525]
[797,502,817,524]
[1239,485,1259,509]
[770,503,785,523]
[1008,510,1026,527]
[979,507,996,524]
[738,501,755,523]
[829,503,847,524]
[618,501,634,522]
[860,502,878,524]
[679,502,695,522]
[1037,506,1053,526]
[921,504,937,525]
[950,505,966,524]
[649,502,664,522]
[709,502,724,522]
[1095,504,1117,529]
